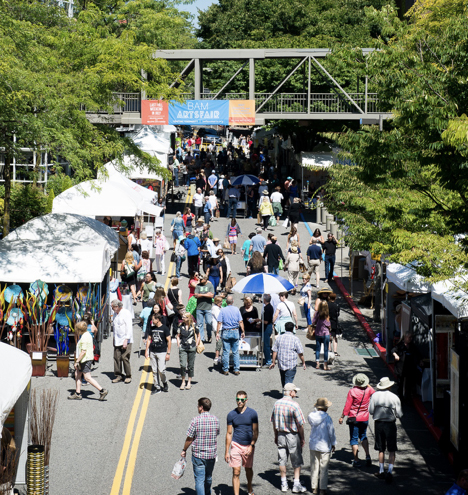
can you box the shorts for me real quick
[308,259,320,274]
[277,432,303,468]
[349,421,368,446]
[229,442,254,468]
[229,235,238,244]
[79,360,93,374]
[374,421,398,452]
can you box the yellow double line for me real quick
[110,188,192,495]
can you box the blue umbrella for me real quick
[232,273,294,294]
[230,175,260,186]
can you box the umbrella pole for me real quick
[261,313,264,368]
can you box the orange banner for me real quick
[141,100,168,125]
[229,100,255,125]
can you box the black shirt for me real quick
[178,323,199,349]
[263,304,274,326]
[240,306,259,334]
[145,323,170,353]
[328,301,340,330]
[322,240,337,256]
[263,243,285,270]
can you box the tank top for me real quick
[186,215,193,228]
[209,263,221,278]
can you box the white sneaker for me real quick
[281,482,289,492]
[213,357,218,365]
[292,483,307,493]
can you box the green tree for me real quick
[46,189,55,214]
[323,0,468,282]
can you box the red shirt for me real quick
[196,137,202,145]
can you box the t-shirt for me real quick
[277,301,295,318]
[240,306,259,334]
[227,407,259,446]
[218,306,242,329]
[251,234,266,253]
[263,304,274,325]
[241,240,251,261]
[270,192,284,203]
[77,331,94,363]
[193,193,204,207]
[307,244,322,260]
[194,281,215,310]
[178,323,199,349]
[140,307,152,332]
[322,240,337,256]
[263,243,284,269]
[145,323,170,353]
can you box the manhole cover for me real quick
[354,348,379,358]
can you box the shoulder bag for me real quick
[346,388,367,425]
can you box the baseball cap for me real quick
[284,383,300,392]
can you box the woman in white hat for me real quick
[308,398,336,495]
[285,245,301,292]
[338,374,375,467]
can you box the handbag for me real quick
[269,216,277,226]
[196,342,205,354]
[278,259,284,270]
[257,213,262,224]
[298,296,305,306]
[123,261,135,278]
[170,252,177,262]
[346,389,367,425]
[306,324,316,340]
[223,238,230,249]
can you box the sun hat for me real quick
[284,383,300,392]
[352,373,370,388]
[376,377,395,390]
[291,246,298,253]
[314,398,332,410]
[262,190,269,195]
[197,218,204,223]
[213,238,220,242]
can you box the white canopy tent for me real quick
[102,155,164,183]
[0,343,31,441]
[386,263,432,293]
[52,179,162,218]
[432,278,468,319]
[299,151,335,169]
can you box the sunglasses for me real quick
[236,398,247,402]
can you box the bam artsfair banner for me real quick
[141,100,255,125]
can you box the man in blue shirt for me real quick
[208,170,218,194]
[185,235,201,275]
[307,238,322,288]
[249,228,266,254]
[446,470,468,495]
[216,296,244,375]
[225,391,259,495]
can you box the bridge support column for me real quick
[249,58,255,100]
[195,59,202,100]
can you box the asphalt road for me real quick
[30,199,454,495]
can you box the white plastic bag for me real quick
[171,457,187,480]
[282,218,289,228]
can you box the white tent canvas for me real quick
[0,343,31,440]
[102,155,164,184]
[52,179,162,218]
[386,263,432,293]
[300,151,334,169]
[432,278,468,319]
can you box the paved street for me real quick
[32,202,454,495]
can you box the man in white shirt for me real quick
[193,187,204,220]
[172,157,180,187]
[111,300,134,384]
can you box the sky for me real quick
[180,0,216,28]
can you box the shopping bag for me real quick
[282,218,289,228]
[278,259,284,271]
[171,457,187,480]
[257,213,262,224]
[223,238,230,249]
[306,325,316,340]
[186,296,197,315]
[269,216,277,227]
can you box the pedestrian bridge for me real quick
[85,49,391,126]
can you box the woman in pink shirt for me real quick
[338,373,375,467]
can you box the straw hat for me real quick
[291,246,298,253]
[213,238,220,242]
[352,373,370,388]
[376,377,395,390]
[314,398,332,410]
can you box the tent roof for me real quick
[299,151,334,169]
[52,179,162,218]
[103,155,165,182]
[410,293,433,326]
[100,160,162,196]
[432,278,468,319]
[386,263,432,293]
[6,213,119,254]
[0,343,31,438]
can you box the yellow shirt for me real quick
[77,331,94,363]
[259,201,273,216]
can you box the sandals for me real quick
[185,383,192,390]
[180,383,186,390]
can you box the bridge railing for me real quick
[82,93,141,114]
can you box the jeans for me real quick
[227,197,238,218]
[176,255,184,278]
[208,276,220,294]
[279,367,296,388]
[221,329,240,372]
[204,211,211,224]
[196,309,213,341]
[192,455,216,495]
[316,335,330,363]
[269,266,279,275]
[325,254,336,280]
[263,323,273,364]
[174,171,179,186]
[247,200,256,218]
[304,302,313,326]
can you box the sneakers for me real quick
[163,382,169,392]
[366,457,372,467]
[151,386,161,395]
[292,483,307,493]
[68,393,82,400]
[112,376,123,383]
[281,482,288,492]
[352,460,361,468]
[99,389,108,401]
[213,357,219,366]
[124,377,132,384]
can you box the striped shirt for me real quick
[270,397,305,433]
[272,333,303,371]
[186,412,220,459]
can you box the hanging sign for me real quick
[141,100,169,125]
[169,100,229,125]
[229,100,256,125]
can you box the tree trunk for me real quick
[3,154,11,236]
